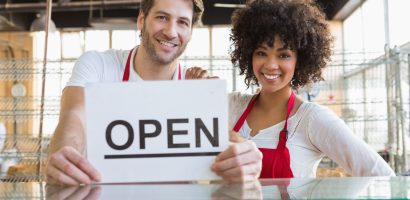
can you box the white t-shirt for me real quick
[229,92,395,177]
[67,47,186,87]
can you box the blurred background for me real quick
[0,0,409,186]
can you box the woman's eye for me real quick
[255,51,266,56]
[279,54,290,58]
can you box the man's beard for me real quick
[140,25,187,65]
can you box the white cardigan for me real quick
[229,92,395,177]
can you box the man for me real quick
[46,0,262,185]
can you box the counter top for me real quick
[1,176,409,199]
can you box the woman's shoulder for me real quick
[229,92,254,105]
[228,92,255,128]
[300,101,346,131]
[301,102,337,117]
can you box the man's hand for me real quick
[46,146,101,185]
[211,131,262,183]
[185,67,219,79]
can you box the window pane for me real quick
[61,32,83,59]
[183,27,210,57]
[211,27,231,57]
[112,30,140,50]
[85,30,109,51]
[389,0,410,46]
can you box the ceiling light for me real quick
[213,3,245,8]
[30,13,56,32]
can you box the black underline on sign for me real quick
[104,152,221,159]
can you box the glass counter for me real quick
[1,176,409,199]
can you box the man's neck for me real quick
[134,46,178,80]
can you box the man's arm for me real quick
[49,86,86,154]
[46,86,101,185]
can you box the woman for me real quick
[228,0,395,178]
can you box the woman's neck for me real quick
[256,86,293,113]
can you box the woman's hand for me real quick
[211,131,262,183]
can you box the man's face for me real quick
[138,0,193,65]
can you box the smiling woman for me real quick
[228,0,395,179]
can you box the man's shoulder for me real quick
[79,49,129,61]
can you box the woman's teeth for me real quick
[263,73,280,80]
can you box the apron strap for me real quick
[122,47,182,82]
[232,94,259,132]
[122,48,134,81]
[232,90,296,179]
[273,91,296,178]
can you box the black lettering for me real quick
[195,118,219,147]
[167,118,190,148]
[139,120,161,149]
[106,120,134,150]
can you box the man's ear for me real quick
[137,12,145,31]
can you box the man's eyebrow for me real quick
[154,10,191,23]
[153,10,170,16]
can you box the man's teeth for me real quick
[159,40,175,47]
[263,74,280,80]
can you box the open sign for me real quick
[85,80,228,183]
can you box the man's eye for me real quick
[157,16,167,21]
[180,20,190,27]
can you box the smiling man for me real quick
[46,0,262,185]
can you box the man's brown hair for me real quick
[140,0,204,26]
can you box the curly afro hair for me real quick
[230,0,333,89]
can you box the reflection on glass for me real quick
[0,177,409,199]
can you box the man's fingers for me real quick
[63,148,101,182]
[185,67,212,79]
[185,68,193,79]
[46,147,101,185]
[47,164,80,186]
[51,154,92,184]
[196,68,208,78]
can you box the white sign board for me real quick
[85,80,228,183]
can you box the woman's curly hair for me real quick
[230,0,333,89]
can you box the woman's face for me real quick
[252,36,297,93]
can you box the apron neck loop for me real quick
[122,47,182,82]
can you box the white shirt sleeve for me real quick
[66,51,103,87]
[307,104,395,176]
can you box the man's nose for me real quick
[163,21,178,39]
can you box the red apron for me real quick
[122,47,182,81]
[232,91,296,178]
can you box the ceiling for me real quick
[0,0,350,31]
